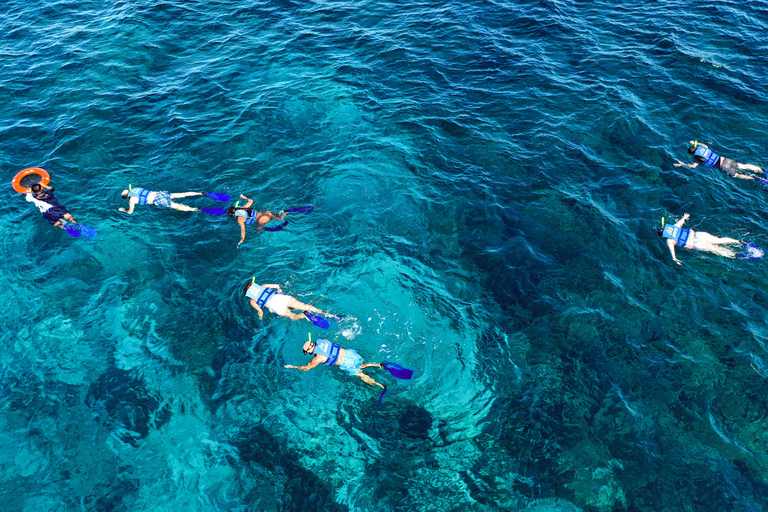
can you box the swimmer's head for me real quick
[243,281,253,296]
[687,146,697,154]
[121,190,129,199]
[302,340,316,355]
[228,207,236,217]
[656,227,664,237]
[31,183,42,193]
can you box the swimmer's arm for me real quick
[119,198,137,214]
[674,213,689,228]
[667,239,682,265]
[689,141,708,148]
[239,194,254,209]
[237,218,246,248]
[674,160,698,168]
[285,356,322,371]
[249,299,264,319]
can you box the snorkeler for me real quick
[244,280,329,323]
[119,187,204,214]
[26,182,78,229]
[674,141,765,180]
[228,194,287,248]
[285,337,387,390]
[658,213,744,265]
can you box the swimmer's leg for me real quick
[287,297,323,314]
[696,232,740,245]
[170,192,204,199]
[169,202,199,212]
[356,371,385,389]
[361,363,383,369]
[63,213,77,224]
[737,163,764,173]
[707,245,737,258]
[284,310,307,321]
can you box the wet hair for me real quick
[228,207,236,217]
[31,183,42,193]
[121,190,129,199]
[243,281,253,296]
[687,146,697,154]
[656,227,664,237]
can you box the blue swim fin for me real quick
[204,192,230,202]
[201,207,227,216]
[755,177,768,186]
[304,311,330,329]
[376,387,388,405]
[381,362,414,380]
[64,225,81,238]
[738,242,764,261]
[263,220,289,232]
[76,224,98,238]
[285,206,313,214]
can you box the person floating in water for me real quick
[285,337,387,390]
[244,281,328,323]
[228,194,287,248]
[26,182,78,229]
[119,187,204,214]
[658,213,744,265]
[674,141,765,180]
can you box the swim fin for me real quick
[201,207,227,216]
[738,242,764,261]
[76,225,98,238]
[64,225,81,238]
[376,387,388,405]
[755,177,768,186]
[381,362,414,380]
[304,311,330,329]
[203,192,230,202]
[285,206,313,214]
[263,220,289,232]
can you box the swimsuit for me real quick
[338,349,363,375]
[153,191,172,208]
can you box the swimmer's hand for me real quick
[285,365,294,369]
[674,258,683,266]
[118,208,127,213]
[683,213,690,220]
[237,241,243,249]
[240,194,248,200]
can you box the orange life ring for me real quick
[12,167,50,194]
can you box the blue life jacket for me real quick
[662,225,693,247]
[313,339,341,366]
[235,209,258,225]
[245,284,276,307]
[128,187,151,205]
[693,146,719,167]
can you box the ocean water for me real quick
[2,0,768,510]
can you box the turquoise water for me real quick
[2,1,768,510]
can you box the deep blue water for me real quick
[2,1,768,510]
